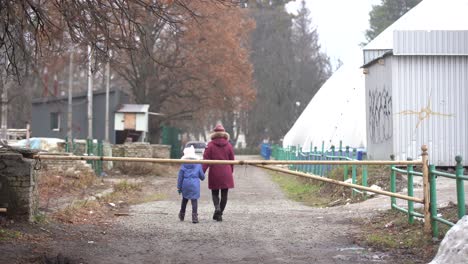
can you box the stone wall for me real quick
[40,153,95,175]
[0,152,37,221]
[111,143,171,159]
[111,143,171,175]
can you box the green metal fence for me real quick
[390,155,467,238]
[428,156,467,238]
[161,126,181,159]
[270,141,369,198]
[65,137,103,176]
[272,143,467,237]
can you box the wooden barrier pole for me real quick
[421,145,431,234]
[33,155,422,166]
[255,164,424,203]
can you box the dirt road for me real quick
[5,155,464,263]
[40,155,392,264]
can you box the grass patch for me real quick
[99,180,146,205]
[0,228,22,241]
[366,233,398,248]
[270,171,330,207]
[272,164,407,207]
[113,180,142,193]
[38,169,97,207]
[354,209,439,263]
[117,162,154,176]
[32,213,48,224]
[53,199,104,224]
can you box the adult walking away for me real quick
[203,124,235,222]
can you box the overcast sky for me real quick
[287,0,380,68]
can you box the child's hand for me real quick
[177,189,182,195]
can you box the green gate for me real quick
[161,126,181,159]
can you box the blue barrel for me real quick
[357,150,366,160]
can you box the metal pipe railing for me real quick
[429,156,467,237]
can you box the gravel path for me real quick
[28,155,466,264]
[76,155,390,264]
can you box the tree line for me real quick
[0,0,419,148]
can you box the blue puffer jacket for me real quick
[177,163,205,199]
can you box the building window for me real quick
[50,112,61,131]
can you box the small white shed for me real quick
[114,104,149,143]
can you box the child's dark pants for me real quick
[180,198,198,214]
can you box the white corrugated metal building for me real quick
[362,0,468,165]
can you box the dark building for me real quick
[31,89,130,144]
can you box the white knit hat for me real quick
[181,145,199,160]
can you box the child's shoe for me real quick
[192,213,199,224]
[178,212,185,221]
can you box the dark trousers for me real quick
[180,198,198,214]
[211,189,228,212]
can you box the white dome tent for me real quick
[282,57,366,152]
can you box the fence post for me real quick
[339,141,343,157]
[407,157,415,224]
[362,153,368,199]
[344,146,349,181]
[429,164,438,238]
[312,146,317,175]
[320,141,325,177]
[422,145,431,234]
[330,145,335,172]
[65,136,69,153]
[455,155,466,218]
[351,148,357,197]
[390,155,396,207]
[86,138,93,166]
[97,139,103,176]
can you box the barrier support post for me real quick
[422,145,431,234]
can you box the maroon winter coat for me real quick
[202,132,235,190]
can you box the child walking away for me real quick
[177,146,205,223]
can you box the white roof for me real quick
[364,0,468,50]
[282,57,366,151]
[117,104,149,113]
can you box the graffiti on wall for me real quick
[368,85,393,144]
[396,98,454,128]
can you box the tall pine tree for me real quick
[244,0,330,146]
[365,0,422,42]
[291,0,331,118]
[244,1,297,146]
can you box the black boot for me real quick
[192,213,199,224]
[213,210,222,221]
[178,212,185,221]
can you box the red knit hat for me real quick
[213,124,225,132]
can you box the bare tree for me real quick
[0,0,241,82]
